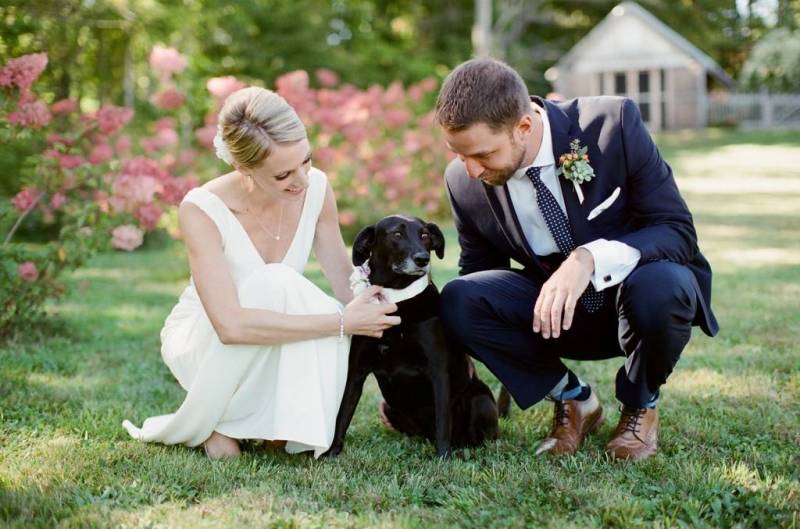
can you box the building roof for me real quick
[554,1,735,87]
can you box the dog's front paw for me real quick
[321,443,344,458]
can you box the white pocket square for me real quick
[587,187,621,221]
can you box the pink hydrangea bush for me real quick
[0,52,48,104]
[194,68,449,237]
[271,70,449,235]
[1,57,122,334]
[0,50,201,336]
[1,46,449,336]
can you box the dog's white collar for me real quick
[349,263,430,304]
[382,275,430,303]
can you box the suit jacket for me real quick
[444,96,718,337]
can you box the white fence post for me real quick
[761,88,773,128]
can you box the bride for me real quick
[123,86,400,459]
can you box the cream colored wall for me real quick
[554,69,672,131]
[553,72,592,99]
[671,67,702,129]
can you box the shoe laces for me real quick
[552,399,570,428]
[619,406,647,442]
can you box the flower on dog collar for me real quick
[349,264,371,296]
[556,138,594,204]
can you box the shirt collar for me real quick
[512,102,555,180]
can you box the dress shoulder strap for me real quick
[181,187,231,247]
[306,167,328,223]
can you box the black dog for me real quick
[325,215,501,458]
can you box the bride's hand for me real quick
[343,285,401,338]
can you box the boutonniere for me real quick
[556,138,594,204]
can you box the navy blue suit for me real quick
[440,96,718,409]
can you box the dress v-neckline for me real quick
[198,185,311,265]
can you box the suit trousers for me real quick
[439,261,700,409]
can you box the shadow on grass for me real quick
[2,303,797,529]
[1,387,796,528]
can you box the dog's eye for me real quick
[393,232,403,239]
[421,233,430,241]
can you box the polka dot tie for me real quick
[526,166,603,313]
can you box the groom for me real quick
[436,59,718,460]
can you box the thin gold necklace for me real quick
[246,179,285,241]
[248,198,284,241]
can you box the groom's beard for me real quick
[478,139,527,187]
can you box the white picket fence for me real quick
[708,92,800,128]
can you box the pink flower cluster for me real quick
[44,149,86,171]
[0,53,48,92]
[111,224,144,251]
[149,46,188,79]
[89,143,113,165]
[207,76,247,101]
[152,88,185,110]
[11,187,42,213]
[149,46,188,111]
[316,69,339,88]
[7,100,51,128]
[108,156,197,231]
[18,261,39,282]
[93,104,134,135]
[51,98,78,115]
[273,69,447,219]
[195,76,249,150]
[1,53,52,128]
[141,128,179,154]
[50,192,66,209]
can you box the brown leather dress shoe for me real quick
[534,390,605,456]
[606,406,659,461]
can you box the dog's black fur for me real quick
[324,215,501,458]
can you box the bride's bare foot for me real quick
[378,400,395,431]
[203,431,241,460]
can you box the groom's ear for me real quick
[425,222,445,259]
[352,225,376,266]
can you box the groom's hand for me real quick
[533,249,594,339]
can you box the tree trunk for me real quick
[472,0,493,58]
[124,34,135,109]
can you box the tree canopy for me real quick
[1,0,788,111]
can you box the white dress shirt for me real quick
[505,106,641,291]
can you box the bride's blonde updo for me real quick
[216,86,307,170]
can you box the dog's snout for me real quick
[413,253,430,267]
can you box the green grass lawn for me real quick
[1,129,799,528]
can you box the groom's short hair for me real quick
[435,59,531,132]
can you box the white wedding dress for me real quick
[122,168,350,458]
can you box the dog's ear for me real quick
[426,222,445,259]
[352,225,376,266]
